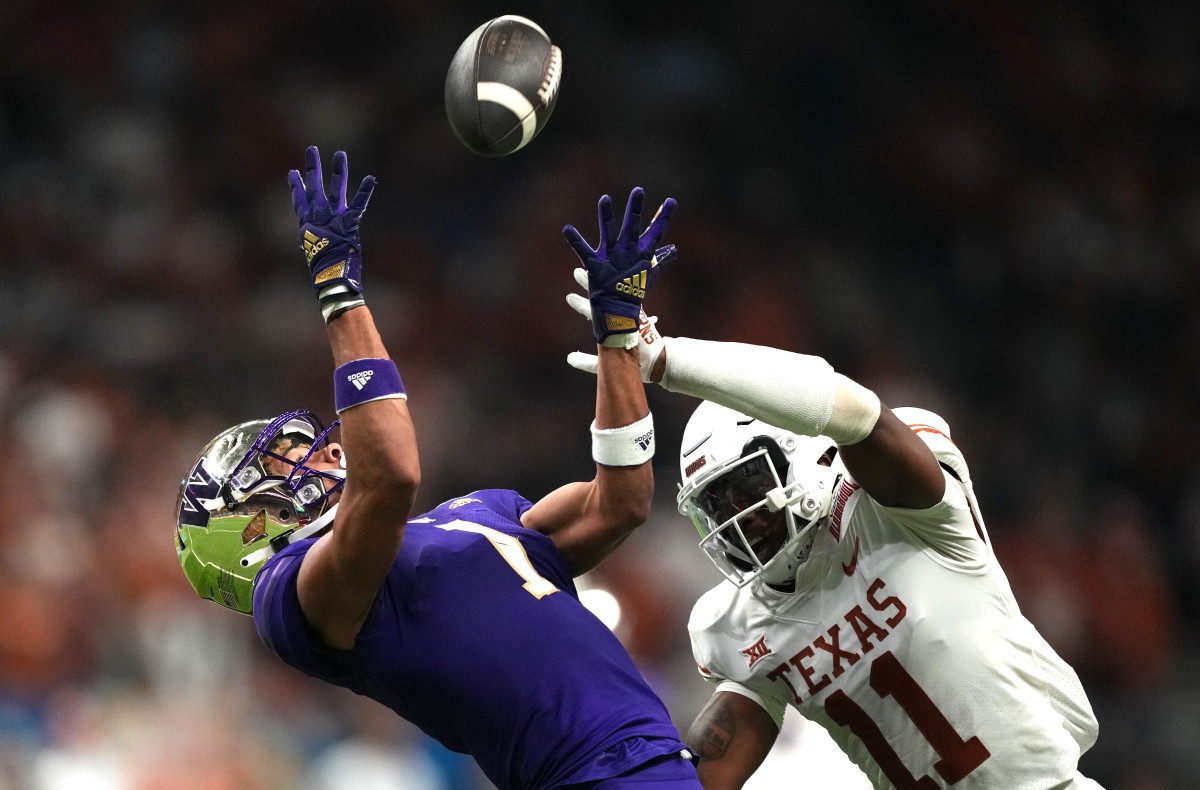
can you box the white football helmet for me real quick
[677,401,844,588]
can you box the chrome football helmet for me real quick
[174,410,345,614]
[677,401,844,588]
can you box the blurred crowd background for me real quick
[1,0,1198,788]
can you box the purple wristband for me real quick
[333,358,406,414]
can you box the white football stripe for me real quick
[476,82,537,149]
[493,14,548,39]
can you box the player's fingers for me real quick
[348,175,376,215]
[651,244,677,269]
[573,267,589,291]
[567,351,599,375]
[596,194,614,255]
[563,225,595,262]
[304,145,328,209]
[331,151,349,210]
[566,292,592,319]
[287,170,309,219]
[639,197,677,250]
[619,187,645,245]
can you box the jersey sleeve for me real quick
[712,680,788,730]
[688,590,789,730]
[871,407,988,566]
[252,539,351,682]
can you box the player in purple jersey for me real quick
[173,147,703,790]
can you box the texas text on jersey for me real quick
[689,408,1101,790]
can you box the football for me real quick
[444,16,562,157]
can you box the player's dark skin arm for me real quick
[685,691,779,790]
[649,352,945,510]
[297,306,421,650]
[522,343,652,576]
[837,404,945,509]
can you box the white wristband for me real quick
[590,413,655,467]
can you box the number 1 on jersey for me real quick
[439,521,559,598]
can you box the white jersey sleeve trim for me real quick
[714,679,789,730]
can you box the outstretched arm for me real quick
[522,343,652,574]
[652,338,945,510]
[522,188,676,575]
[286,147,421,650]
[686,691,780,790]
[299,307,420,648]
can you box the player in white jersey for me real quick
[564,263,1105,789]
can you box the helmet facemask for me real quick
[175,410,345,614]
[677,403,843,589]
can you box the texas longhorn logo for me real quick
[741,635,773,668]
[347,370,374,390]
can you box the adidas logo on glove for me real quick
[347,370,375,390]
[615,271,647,298]
[303,230,329,264]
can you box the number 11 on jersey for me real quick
[825,651,990,789]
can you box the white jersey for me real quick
[689,408,1102,790]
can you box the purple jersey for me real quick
[253,489,686,790]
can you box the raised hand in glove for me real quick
[566,267,669,383]
[562,188,677,348]
[287,146,376,323]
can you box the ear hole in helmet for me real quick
[741,436,789,477]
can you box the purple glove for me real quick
[287,146,376,323]
[563,188,678,347]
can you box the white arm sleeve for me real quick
[661,337,882,445]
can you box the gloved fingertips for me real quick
[621,188,644,239]
[597,196,614,248]
[652,244,678,267]
[563,225,592,258]
[566,293,592,318]
[332,151,348,207]
[349,176,375,212]
[566,352,599,374]
[288,171,308,215]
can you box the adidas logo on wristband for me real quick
[347,370,374,390]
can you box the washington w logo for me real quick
[347,370,374,390]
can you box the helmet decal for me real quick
[178,460,221,528]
